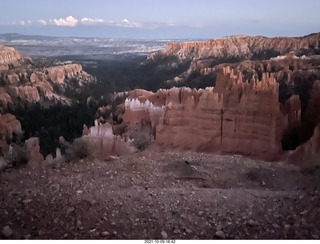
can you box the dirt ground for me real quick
[1,148,320,240]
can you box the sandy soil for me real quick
[1,149,320,240]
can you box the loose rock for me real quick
[161,230,168,239]
[215,230,225,239]
[1,226,13,238]
[101,231,110,237]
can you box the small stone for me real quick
[111,221,116,226]
[112,231,117,235]
[89,229,96,233]
[284,224,291,230]
[312,234,319,239]
[101,231,110,237]
[161,230,168,239]
[76,220,82,227]
[90,200,97,206]
[66,207,74,214]
[300,210,308,215]
[215,230,225,239]
[173,229,180,234]
[2,226,13,238]
[180,214,186,219]
[23,199,33,204]
[248,219,256,226]
[76,190,83,195]
[24,234,32,239]
[272,223,280,229]
[185,229,192,234]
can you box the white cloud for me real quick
[81,17,104,25]
[37,19,47,25]
[52,16,78,27]
[6,15,179,30]
[80,17,145,28]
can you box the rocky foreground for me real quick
[0,148,319,240]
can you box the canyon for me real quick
[1,33,320,240]
[0,45,96,111]
[0,45,96,161]
[1,33,320,168]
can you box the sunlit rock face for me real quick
[0,46,24,71]
[83,120,136,157]
[157,67,286,160]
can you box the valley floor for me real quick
[0,149,320,240]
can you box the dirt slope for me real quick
[1,149,320,239]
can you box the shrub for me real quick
[64,138,92,162]
[132,129,153,151]
[11,144,30,168]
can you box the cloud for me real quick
[37,19,47,25]
[81,17,104,25]
[80,17,142,28]
[6,15,179,30]
[10,20,32,26]
[52,16,78,27]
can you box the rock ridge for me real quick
[149,33,320,61]
[0,45,96,110]
[122,66,292,160]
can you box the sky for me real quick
[0,0,319,39]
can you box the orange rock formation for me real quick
[123,66,300,160]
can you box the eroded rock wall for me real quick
[122,66,292,160]
[149,34,320,61]
[0,46,96,109]
[83,120,136,157]
[0,46,24,71]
